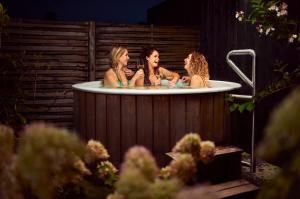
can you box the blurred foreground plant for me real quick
[256,87,300,199]
[0,123,117,199]
[108,146,181,199]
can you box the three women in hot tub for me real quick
[104,46,209,88]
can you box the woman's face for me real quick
[118,49,129,67]
[146,50,159,68]
[184,53,192,71]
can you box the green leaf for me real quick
[246,103,255,112]
[230,103,238,112]
[238,103,247,113]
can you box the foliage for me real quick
[110,146,181,199]
[229,0,300,113]
[161,133,216,184]
[0,3,9,27]
[0,123,118,199]
[0,125,218,199]
[256,87,300,199]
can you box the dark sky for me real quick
[1,0,166,24]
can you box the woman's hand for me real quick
[132,69,144,80]
[129,69,144,87]
[123,67,134,77]
[182,76,190,82]
[168,80,177,87]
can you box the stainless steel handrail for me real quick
[226,49,256,173]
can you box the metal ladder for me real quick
[226,49,256,173]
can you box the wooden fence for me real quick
[1,19,200,129]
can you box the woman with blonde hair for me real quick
[104,46,144,87]
[182,51,210,87]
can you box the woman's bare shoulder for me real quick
[190,75,205,87]
[105,68,114,76]
[191,74,202,80]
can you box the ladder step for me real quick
[209,179,258,199]
[167,146,243,183]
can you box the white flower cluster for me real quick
[268,2,288,17]
[288,34,298,43]
[256,25,275,35]
[235,11,244,21]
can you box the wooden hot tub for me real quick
[73,80,241,166]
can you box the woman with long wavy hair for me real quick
[182,51,210,87]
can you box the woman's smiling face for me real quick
[147,50,159,68]
[184,53,192,71]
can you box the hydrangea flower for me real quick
[200,141,216,164]
[172,133,202,161]
[121,146,158,182]
[85,139,109,163]
[168,154,197,184]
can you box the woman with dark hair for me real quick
[104,46,144,87]
[140,47,180,86]
[182,51,210,87]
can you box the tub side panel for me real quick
[73,90,80,134]
[170,95,186,147]
[186,94,201,135]
[78,91,87,140]
[213,93,225,143]
[95,94,107,145]
[136,96,154,151]
[107,94,121,166]
[200,94,214,141]
[153,95,170,167]
[86,93,96,139]
[121,95,137,161]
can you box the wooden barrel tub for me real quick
[73,80,241,166]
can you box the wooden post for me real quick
[88,21,96,81]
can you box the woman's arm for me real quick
[159,67,180,86]
[129,69,144,87]
[104,69,120,87]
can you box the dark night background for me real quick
[1,0,166,23]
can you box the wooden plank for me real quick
[186,94,201,135]
[86,92,96,140]
[153,95,170,167]
[170,95,186,147]
[2,46,87,52]
[3,39,88,46]
[214,183,258,198]
[6,29,88,37]
[215,146,243,156]
[209,179,250,192]
[213,93,225,143]
[88,21,96,81]
[106,95,121,166]
[121,95,137,161]
[136,96,153,151]
[95,94,107,145]
[200,94,214,141]
[78,91,86,140]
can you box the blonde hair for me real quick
[189,52,209,80]
[110,46,127,69]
